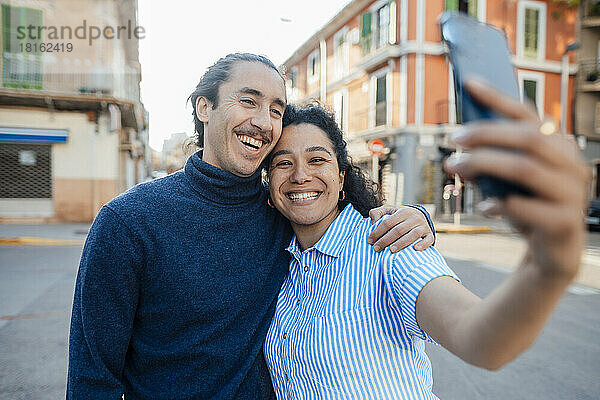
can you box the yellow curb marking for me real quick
[0,237,84,246]
[435,225,492,233]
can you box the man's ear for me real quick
[195,97,211,123]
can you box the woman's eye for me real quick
[274,160,291,168]
[310,157,326,163]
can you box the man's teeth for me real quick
[288,192,319,201]
[238,135,263,149]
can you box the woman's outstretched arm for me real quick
[415,80,590,370]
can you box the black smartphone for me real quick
[440,11,530,198]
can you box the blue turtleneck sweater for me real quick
[67,153,292,399]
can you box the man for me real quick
[66,53,435,399]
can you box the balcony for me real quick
[1,52,141,103]
[582,1,600,28]
[578,60,600,92]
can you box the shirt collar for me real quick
[286,204,364,259]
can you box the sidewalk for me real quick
[0,223,90,245]
[434,213,514,233]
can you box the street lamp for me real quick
[561,42,580,135]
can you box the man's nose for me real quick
[251,108,272,132]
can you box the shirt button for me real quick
[283,332,287,339]
[296,299,300,306]
[285,373,289,381]
[304,265,309,272]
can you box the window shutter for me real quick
[389,0,396,44]
[362,12,372,37]
[445,0,459,11]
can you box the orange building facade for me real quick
[283,0,577,213]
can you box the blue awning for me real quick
[0,127,69,144]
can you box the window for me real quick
[333,28,349,80]
[361,1,395,56]
[333,89,348,133]
[445,0,479,18]
[2,4,43,89]
[287,66,299,102]
[517,1,546,61]
[361,11,373,55]
[375,3,390,50]
[375,75,387,126]
[288,66,297,89]
[307,50,319,84]
[518,70,544,117]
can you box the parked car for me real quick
[586,199,600,231]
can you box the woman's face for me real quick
[268,123,345,230]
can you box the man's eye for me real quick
[241,99,255,106]
[271,109,282,117]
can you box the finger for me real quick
[413,233,435,251]
[465,79,539,122]
[375,227,424,253]
[450,123,587,179]
[368,205,397,224]
[503,195,584,239]
[368,207,411,244]
[445,149,582,203]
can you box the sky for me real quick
[138,0,351,151]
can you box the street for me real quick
[0,227,599,399]
[428,256,600,400]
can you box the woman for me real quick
[263,81,589,399]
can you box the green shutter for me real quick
[445,0,459,11]
[362,12,372,37]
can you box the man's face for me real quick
[197,61,287,177]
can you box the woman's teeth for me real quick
[238,135,263,149]
[288,192,319,201]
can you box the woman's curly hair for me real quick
[265,103,381,217]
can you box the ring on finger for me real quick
[538,117,558,136]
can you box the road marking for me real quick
[0,311,71,320]
[567,285,600,295]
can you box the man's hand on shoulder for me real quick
[368,205,435,253]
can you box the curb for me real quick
[435,223,493,233]
[0,237,85,246]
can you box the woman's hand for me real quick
[444,80,590,279]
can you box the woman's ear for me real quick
[339,170,345,188]
[195,97,211,123]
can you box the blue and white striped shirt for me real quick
[264,204,458,399]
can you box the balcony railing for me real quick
[583,1,600,27]
[578,59,600,91]
[1,52,141,103]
